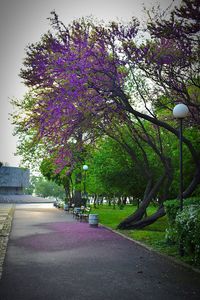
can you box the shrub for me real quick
[176,205,200,266]
[165,227,178,245]
[164,197,200,246]
[164,199,180,226]
[164,197,200,224]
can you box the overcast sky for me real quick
[0,0,181,167]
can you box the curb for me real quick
[100,223,200,275]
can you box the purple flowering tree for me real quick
[141,0,200,124]
[15,1,200,229]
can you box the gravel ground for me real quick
[0,204,15,279]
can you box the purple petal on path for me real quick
[13,222,123,252]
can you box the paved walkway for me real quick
[0,203,200,300]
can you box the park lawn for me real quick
[91,205,180,262]
[91,204,138,229]
[91,204,158,229]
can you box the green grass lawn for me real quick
[91,204,158,229]
[91,204,196,268]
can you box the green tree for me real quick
[34,176,65,199]
[86,136,146,201]
[40,158,72,203]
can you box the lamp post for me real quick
[83,164,89,205]
[173,103,189,256]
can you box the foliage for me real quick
[176,206,200,266]
[11,1,200,229]
[16,4,199,169]
[164,197,200,255]
[40,158,70,189]
[24,175,38,195]
[168,127,200,198]
[146,0,200,126]
[33,176,65,199]
[164,199,180,227]
[85,136,147,198]
[164,197,200,225]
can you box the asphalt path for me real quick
[0,203,200,300]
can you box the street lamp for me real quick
[83,165,89,205]
[173,103,189,256]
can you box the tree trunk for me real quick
[73,190,82,207]
[93,193,97,208]
[120,206,165,230]
[117,197,122,206]
[63,176,72,204]
[64,184,71,203]
[183,168,200,198]
[117,174,166,229]
[72,172,82,207]
[123,196,127,205]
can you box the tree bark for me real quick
[72,172,82,207]
[119,206,165,230]
[183,168,200,198]
[93,193,97,208]
[117,173,166,229]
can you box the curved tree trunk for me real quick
[125,163,173,230]
[183,168,200,198]
[117,159,173,230]
[120,206,165,230]
[126,97,200,195]
[117,173,166,229]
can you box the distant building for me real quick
[0,166,30,195]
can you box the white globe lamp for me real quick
[83,165,88,171]
[173,103,189,119]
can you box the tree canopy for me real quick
[12,0,200,229]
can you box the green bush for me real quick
[164,199,180,226]
[164,197,200,225]
[176,206,200,266]
[165,226,178,245]
[164,198,200,244]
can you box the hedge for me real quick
[164,197,200,225]
[176,206,200,266]
[164,197,200,266]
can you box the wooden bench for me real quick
[69,204,75,213]
[73,206,83,218]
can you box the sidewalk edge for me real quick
[100,223,200,275]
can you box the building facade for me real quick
[0,166,30,195]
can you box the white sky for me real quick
[0,0,181,167]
